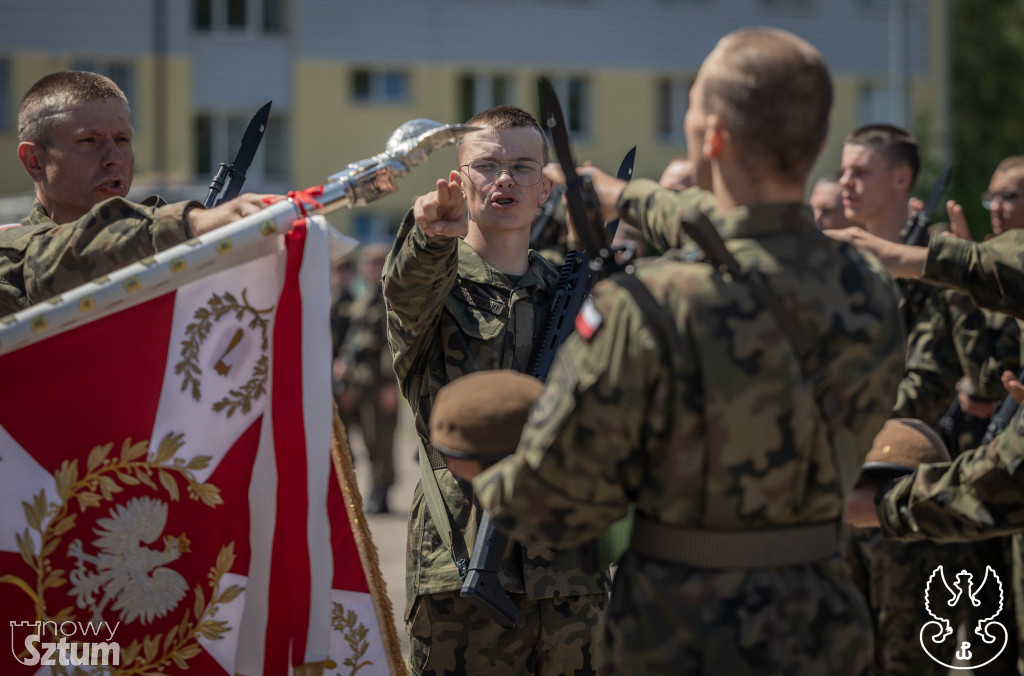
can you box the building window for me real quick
[0,60,10,132]
[542,76,591,138]
[262,0,285,32]
[195,111,288,186]
[657,77,690,144]
[351,69,410,105]
[227,0,247,28]
[194,0,212,30]
[458,74,513,122]
[858,82,891,125]
[69,61,136,113]
[351,212,396,242]
[193,0,287,33]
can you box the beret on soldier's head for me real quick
[430,370,544,462]
[860,417,951,481]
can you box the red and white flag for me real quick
[0,215,404,674]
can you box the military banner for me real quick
[0,215,404,674]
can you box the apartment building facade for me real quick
[0,0,949,236]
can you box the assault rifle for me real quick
[902,165,951,246]
[457,78,636,627]
[529,184,567,252]
[980,373,1024,445]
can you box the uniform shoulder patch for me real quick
[575,298,602,341]
[529,380,562,426]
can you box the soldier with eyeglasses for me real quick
[978,156,1024,236]
[382,105,606,675]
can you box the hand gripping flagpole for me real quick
[0,119,478,356]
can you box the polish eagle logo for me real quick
[68,496,191,626]
[920,564,1008,669]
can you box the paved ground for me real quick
[347,406,419,659]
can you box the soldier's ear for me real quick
[704,115,725,159]
[18,142,46,182]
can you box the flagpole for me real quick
[0,120,477,357]
[330,405,409,676]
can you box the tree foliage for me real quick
[952,0,1024,238]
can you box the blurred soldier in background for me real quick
[337,243,399,514]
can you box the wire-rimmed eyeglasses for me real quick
[982,190,1022,210]
[458,159,544,186]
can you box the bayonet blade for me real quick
[616,146,636,182]
[921,165,952,221]
[218,100,272,204]
[605,146,637,241]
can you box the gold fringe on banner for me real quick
[330,404,409,676]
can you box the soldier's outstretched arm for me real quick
[1,198,198,315]
[871,423,1024,542]
[382,181,461,381]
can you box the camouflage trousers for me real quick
[406,590,605,675]
[844,527,1020,675]
[601,552,872,675]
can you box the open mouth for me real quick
[494,197,516,206]
[101,179,125,193]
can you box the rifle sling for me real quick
[682,214,844,423]
[417,439,470,579]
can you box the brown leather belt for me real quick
[630,515,838,569]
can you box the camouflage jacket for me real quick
[617,181,1013,422]
[340,284,395,389]
[945,291,1020,401]
[894,280,1013,425]
[383,209,606,611]
[475,189,906,669]
[879,229,1024,540]
[0,197,194,317]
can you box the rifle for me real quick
[902,165,951,246]
[204,101,272,208]
[458,78,636,627]
[529,184,566,252]
[980,373,1024,445]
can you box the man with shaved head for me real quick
[452,28,905,673]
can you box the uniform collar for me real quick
[456,238,550,289]
[716,202,817,239]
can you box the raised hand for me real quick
[947,199,972,241]
[413,179,468,238]
[188,193,281,237]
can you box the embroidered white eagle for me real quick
[69,496,190,625]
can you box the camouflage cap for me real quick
[860,417,951,480]
[430,370,543,463]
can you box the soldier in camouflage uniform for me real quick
[339,243,399,514]
[382,105,607,675]
[455,28,906,674]
[839,224,1024,672]
[0,71,275,316]
[836,228,1024,535]
[837,123,1023,675]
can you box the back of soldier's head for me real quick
[844,123,920,189]
[701,27,833,185]
[18,71,130,149]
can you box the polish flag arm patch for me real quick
[575,298,603,341]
